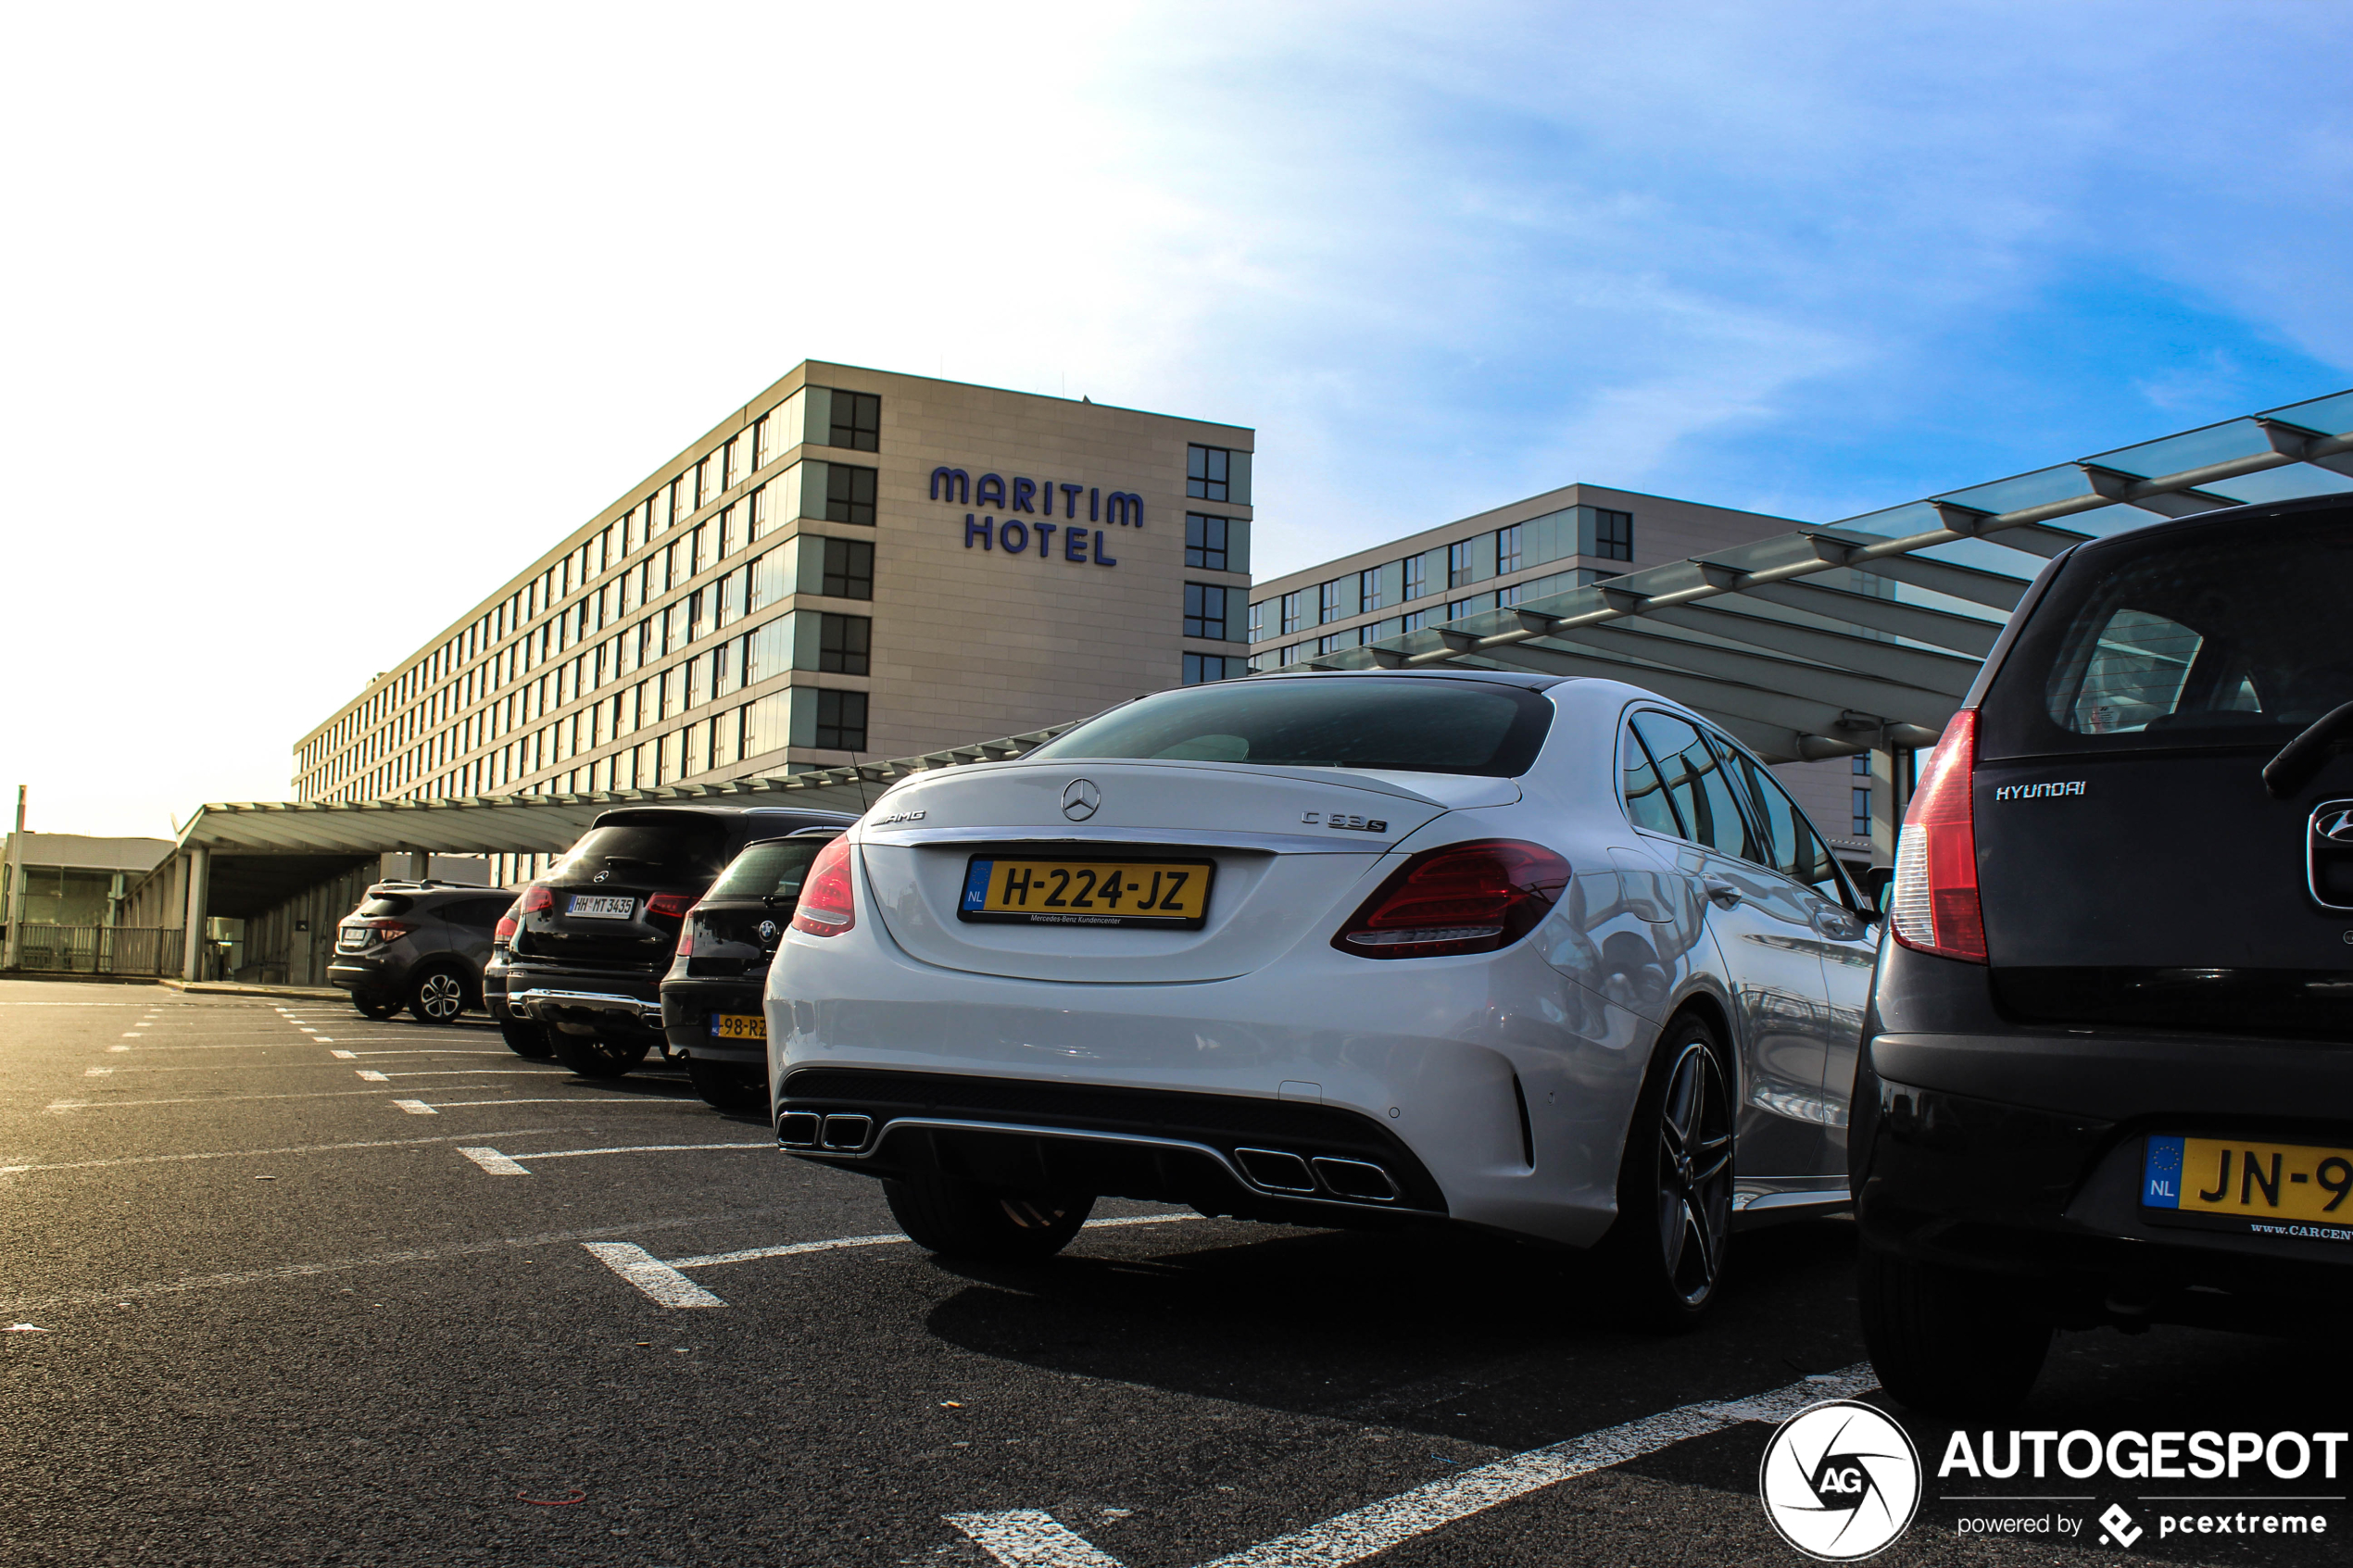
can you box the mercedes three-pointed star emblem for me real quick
[1061,778,1101,822]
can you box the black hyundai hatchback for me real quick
[659,827,844,1110]
[494,804,854,1079]
[1856,494,2353,1414]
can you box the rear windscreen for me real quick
[1026,677,1555,777]
[1982,512,2353,759]
[555,819,734,884]
[357,896,413,918]
[706,836,833,900]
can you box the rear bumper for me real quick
[503,964,662,1035]
[1856,1028,2353,1329]
[777,1067,1449,1229]
[326,958,397,997]
[661,975,768,1064]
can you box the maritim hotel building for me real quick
[291,362,1258,875]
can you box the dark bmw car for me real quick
[493,804,854,1078]
[660,827,845,1110]
[1856,494,2353,1414]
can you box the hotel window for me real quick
[1247,601,1265,643]
[1185,513,1231,571]
[1183,653,1244,685]
[828,391,881,452]
[1498,583,1522,607]
[1401,555,1427,601]
[1496,523,1523,575]
[1589,507,1633,561]
[723,432,748,490]
[821,537,875,599]
[1447,541,1474,590]
[1318,580,1342,624]
[817,614,872,676]
[824,464,878,526]
[1402,609,1428,633]
[1278,591,1302,635]
[1316,633,1342,656]
[1184,583,1231,641]
[694,455,716,513]
[813,689,868,751]
[1852,786,1873,838]
[1187,445,1233,501]
[1359,568,1382,613]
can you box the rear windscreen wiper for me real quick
[2262,698,2353,797]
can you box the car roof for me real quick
[1238,667,1570,692]
[587,803,859,829]
[2067,490,2353,561]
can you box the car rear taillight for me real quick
[790,837,856,936]
[519,884,554,915]
[646,892,695,920]
[1890,708,1986,963]
[361,919,414,944]
[674,909,702,956]
[494,915,517,941]
[1333,839,1571,960]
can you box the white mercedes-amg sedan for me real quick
[765,670,1878,1323]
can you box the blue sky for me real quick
[3,1,2348,830]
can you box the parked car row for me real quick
[328,493,2353,1421]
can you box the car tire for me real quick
[1601,1010,1736,1330]
[498,1015,557,1060]
[882,1176,1095,1261]
[407,968,467,1026]
[1858,1247,2052,1418]
[550,1032,650,1080]
[354,997,398,1020]
[686,1057,767,1112]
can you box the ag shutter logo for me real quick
[1759,1400,1922,1561]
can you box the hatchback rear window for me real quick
[1027,676,1555,777]
[556,819,734,884]
[357,896,413,917]
[1981,511,2353,759]
[706,836,834,900]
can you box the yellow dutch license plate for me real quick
[2143,1135,2353,1240]
[958,857,1214,928]
[708,1014,766,1041]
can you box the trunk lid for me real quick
[512,814,736,972]
[1972,504,2353,1034]
[857,759,1507,983]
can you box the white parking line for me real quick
[370,1069,575,1078]
[587,1214,1202,1305]
[47,1087,501,1111]
[403,1097,704,1111]
[330,1050,357,1060]
[948,1363,1881,1568]
[392,1100,437,1114]
[459,1142,770,1174]
[336,1050,511,1058]
[0,1130,556,1177]
[355,1071,391,1082]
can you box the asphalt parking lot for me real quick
[1,979,2346,1567]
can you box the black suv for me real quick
[1856,494,2353,1414]
[329,881,513,1023]
[660,828,845,1110]
[493,804,855,1079]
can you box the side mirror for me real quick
[1859,866,1895,919]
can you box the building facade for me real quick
[1247,483,1881,862]
[293,364,1255,809]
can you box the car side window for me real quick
[1715,741,1844,898]
[1619,720,1681,836]
[454,897,506,930]
[1629,711,1756,860]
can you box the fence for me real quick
[6,924,186,976]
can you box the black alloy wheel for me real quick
[354,997,397,1021]
[407,968,467,1026]
[686,1057,768,1112]
[1857,1247,2052,1418]
[497,1013,557,1060]
[550,1031,650,1080]
[882,1175,1095,1261]
[1605,1011,1735,1327]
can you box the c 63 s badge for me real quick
[1759,1399,1921,1561]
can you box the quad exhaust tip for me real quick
[820,1113,874,1151]
[1312,1156,1401,1202]
[1234,1148,1316,1193]
[776,1110,822,1148]
[777,1110,874,1151]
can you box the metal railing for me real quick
[4,924,185,976]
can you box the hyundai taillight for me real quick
[646,892,695,920]
[519,884,554,915]
[1889,708,1986,963]
[1333,839,1571,960]
[361,919,414,944]
[790,837,856,936]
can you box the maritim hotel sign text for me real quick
[935,465,1139,568]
